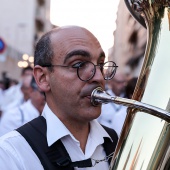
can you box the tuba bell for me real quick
[91,0,170,169]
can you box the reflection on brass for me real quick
[91,87,170,121]
[97,0,170,169]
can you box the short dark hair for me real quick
[21,66,33,76]
[34,30,54,67]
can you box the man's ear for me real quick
[33,65,50,92]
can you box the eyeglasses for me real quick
[41,61,118,82]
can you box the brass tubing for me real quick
[104,1,170,169]
[91,87,170,122]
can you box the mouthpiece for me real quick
[91,87,115,106]
[91,87,170,121]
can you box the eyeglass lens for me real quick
[77,62,95,81]
[103,61,117,80]
[77,61,117,81]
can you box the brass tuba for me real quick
[91,0,170,169]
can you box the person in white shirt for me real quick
[0,66,33,114]
[98,89,127,137]
[0,77,46,136]
[98,75,137,137]
[0,80,4,117]
[0,26,118,170]
[97,70,128,136]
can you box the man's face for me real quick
[21,69,33,82]
[21,75,33,101]
[46,27,105,123]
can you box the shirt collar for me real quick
[42,104,112,147]
[42,104,72,146]
[88,119,113,149]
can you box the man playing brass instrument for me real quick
[0,26,118,170]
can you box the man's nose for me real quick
[90,67,104,83]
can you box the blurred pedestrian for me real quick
[0,80,5,118]
[97,70,128,132]
[111,77,137,136]
[0,66,33,114]
[97,72,137,137]
[125,77,138,99]
[0,80,5,91]
[0,77,45,136]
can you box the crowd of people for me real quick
[0,25,138,170]
[97,71,137,137]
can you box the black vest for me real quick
[16,116,118,170]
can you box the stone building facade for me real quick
[0,0,52,80]
[109,0,147,78]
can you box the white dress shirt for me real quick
[97,89,127,137]
[0,104,114,170]
[0,83,24,113]
[0,100,39,136]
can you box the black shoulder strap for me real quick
[102,125,118,164]
[16,116,118,169]
[16,116,73,170]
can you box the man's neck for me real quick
[63,120,90,153]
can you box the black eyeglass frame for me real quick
[41,61,118,82]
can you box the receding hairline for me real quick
[34,25,102,66]
[48,25,97,41]
[52,25,91,33]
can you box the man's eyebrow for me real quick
[64,50,90,63]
